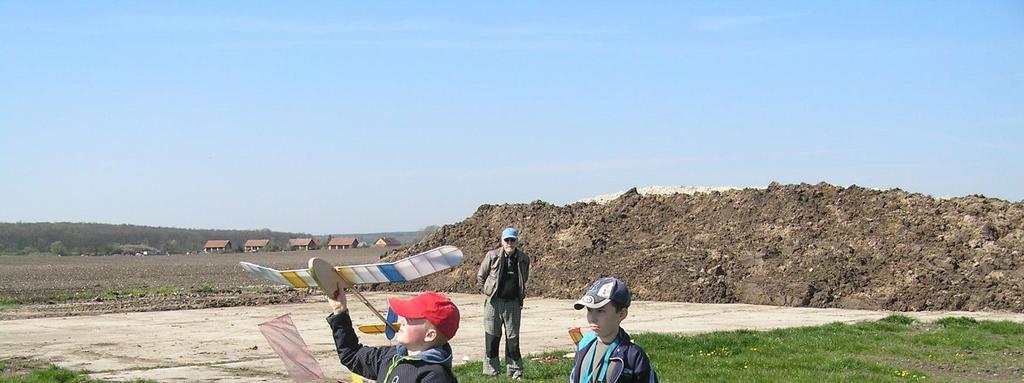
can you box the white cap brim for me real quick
[573,297,611,310]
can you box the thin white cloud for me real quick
[99,14,616,51]
[498,156,700,175]
[111,14,434,35]
[110,13,614,38]
[194,37,596,51]
[692,13,799,32]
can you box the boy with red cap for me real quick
[326,286,460,383]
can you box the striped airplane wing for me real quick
[239,245,464,287]
[239,261,318,288]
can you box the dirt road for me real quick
[3,293,1023,382]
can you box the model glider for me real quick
[239,245,464,287]
[240,245,463,336]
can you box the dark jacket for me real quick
[327,311,457,383]
[569,328,658,383]
[477,247,530,299]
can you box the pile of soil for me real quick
[378,182,1024,312]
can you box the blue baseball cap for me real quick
[574,277,631,310]
[501,227,518,240]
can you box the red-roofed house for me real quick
[327,237,360,249]
[373,237,402,247]
[288,238,318,251]
[203,240,232,253]
[244,239,270,252]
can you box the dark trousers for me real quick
[483,297,523,375]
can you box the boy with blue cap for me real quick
[477,227,531,379]
[569,277,658,383]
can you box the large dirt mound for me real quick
[378,182,1024,312]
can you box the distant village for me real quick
[0,222,430,257]
[199,236,403,254]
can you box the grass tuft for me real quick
[878,314,916,325]
[191,284,215,294]
[934,316,978,327]
[0,297,18,311]
[98,287,182,299]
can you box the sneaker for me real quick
[510,372,524,380]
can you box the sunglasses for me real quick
[503,238,517,243]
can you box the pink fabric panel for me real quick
[258,314,325,383]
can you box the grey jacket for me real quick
[477,247,530,299]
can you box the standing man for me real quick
[477,227,531,379]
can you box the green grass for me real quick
[98,287,182,299]
[0,365,98,383]
[0,363,155,383]
[7,285,231,308]
[9,287,190,306]
[191,283,215,294]
[453,315,1024,383]
[0,297,17,311]
[5,316,1023,382]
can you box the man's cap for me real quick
[501,227,518,240]
[388,291,461,339]
[574,277,631,310]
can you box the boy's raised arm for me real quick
[326,309,391,380]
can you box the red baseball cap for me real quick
[388,291,461,340]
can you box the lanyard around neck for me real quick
[580,339,618,383]
[383,354,418,382]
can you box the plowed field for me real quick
[0,248,388,319]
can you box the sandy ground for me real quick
[3,292,1024,383]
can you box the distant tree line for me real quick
[0,222,310,256]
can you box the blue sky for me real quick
[2,2,1021,234]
